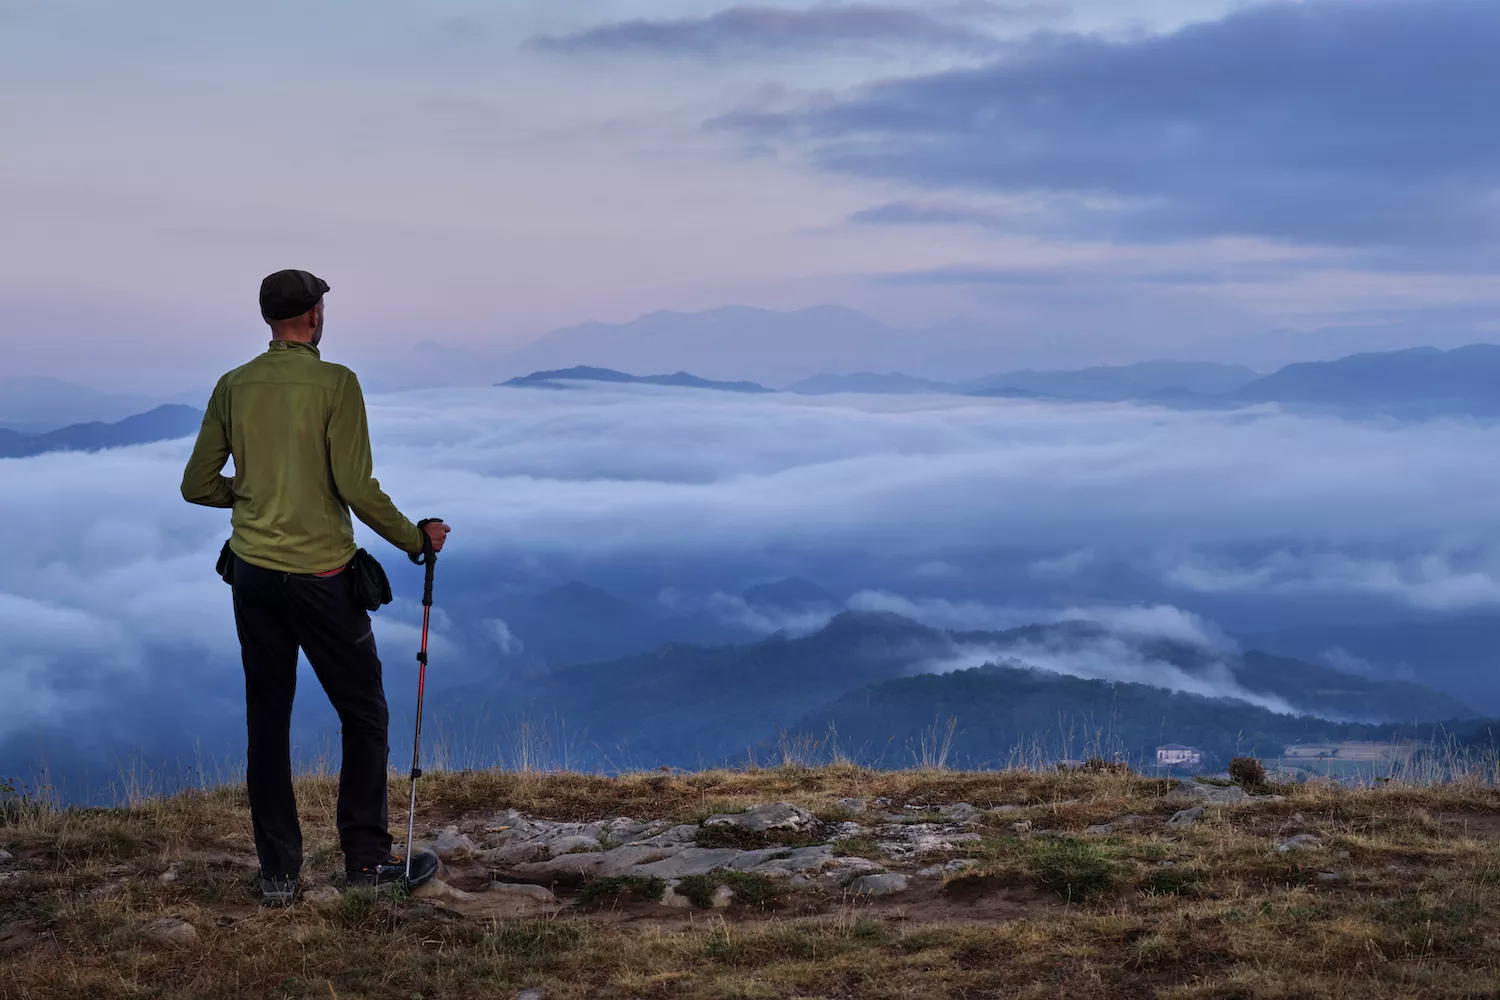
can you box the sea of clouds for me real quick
[5,382,1500,768]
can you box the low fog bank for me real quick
[5,383,1500,789]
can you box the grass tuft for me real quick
[575,874,666,907]
[1024,837,1123,902]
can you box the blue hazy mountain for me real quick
[0,404,203,458]
[500,366,774,394]
[446,611,946,765]
[974,361,1263,401]
[1231,345,1500,412]
[491,582,753,668]
[442,612,1471,769]
[1244,613,1500,710]
[789,372,967,395]
[742,577,840,612]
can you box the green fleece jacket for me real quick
[180,340,424,573]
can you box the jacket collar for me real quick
[267,339,320,359]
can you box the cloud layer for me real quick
[531,4,1029,57]
[7,382,1500,758]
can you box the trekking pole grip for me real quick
[411,518,442,608]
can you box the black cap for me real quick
[259,269,330,321]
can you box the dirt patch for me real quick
[885,877,1053,924]
[1442,810,1500,839]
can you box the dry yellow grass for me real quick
[4,765,1500,999]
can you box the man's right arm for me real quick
[180,379,236,508]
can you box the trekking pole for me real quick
[405,520,440,883]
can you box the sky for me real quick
[4,0,1500,393]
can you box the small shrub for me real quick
[1229,757,1268,790]
[674,873,721,909]
[1025,837,1121,902]
[674,869,785,908]
[575,875,665,906]
[722,870,784,907]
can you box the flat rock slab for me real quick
[1167,780,1247,805]
[412,879,478,904]
[703,803,819,833]
[499,843,839,884]
[938,803,982,824]
[413,880,561,918]
[813,857,887,890]
[420,826,480,862]
[1167,807,1205,829]
[850,873,910,897]
[467,883,562,919]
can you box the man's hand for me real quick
[422,520,450,554]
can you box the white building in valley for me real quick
[1156,744,1204,767]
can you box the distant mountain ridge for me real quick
[793,346,1500,414]
[0,405,203,459]
[500,366,774,394]
[509,345,1500,417]
[1231,344,1500,411]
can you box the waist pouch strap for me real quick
[215,540,235,586]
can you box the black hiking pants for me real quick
[231,554,393,877]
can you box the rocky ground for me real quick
[3,765,1500,998]
[403,779,1252,919]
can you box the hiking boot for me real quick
[260,874,299,907]
[345,850,439,891]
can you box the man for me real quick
[181,268,449,906]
